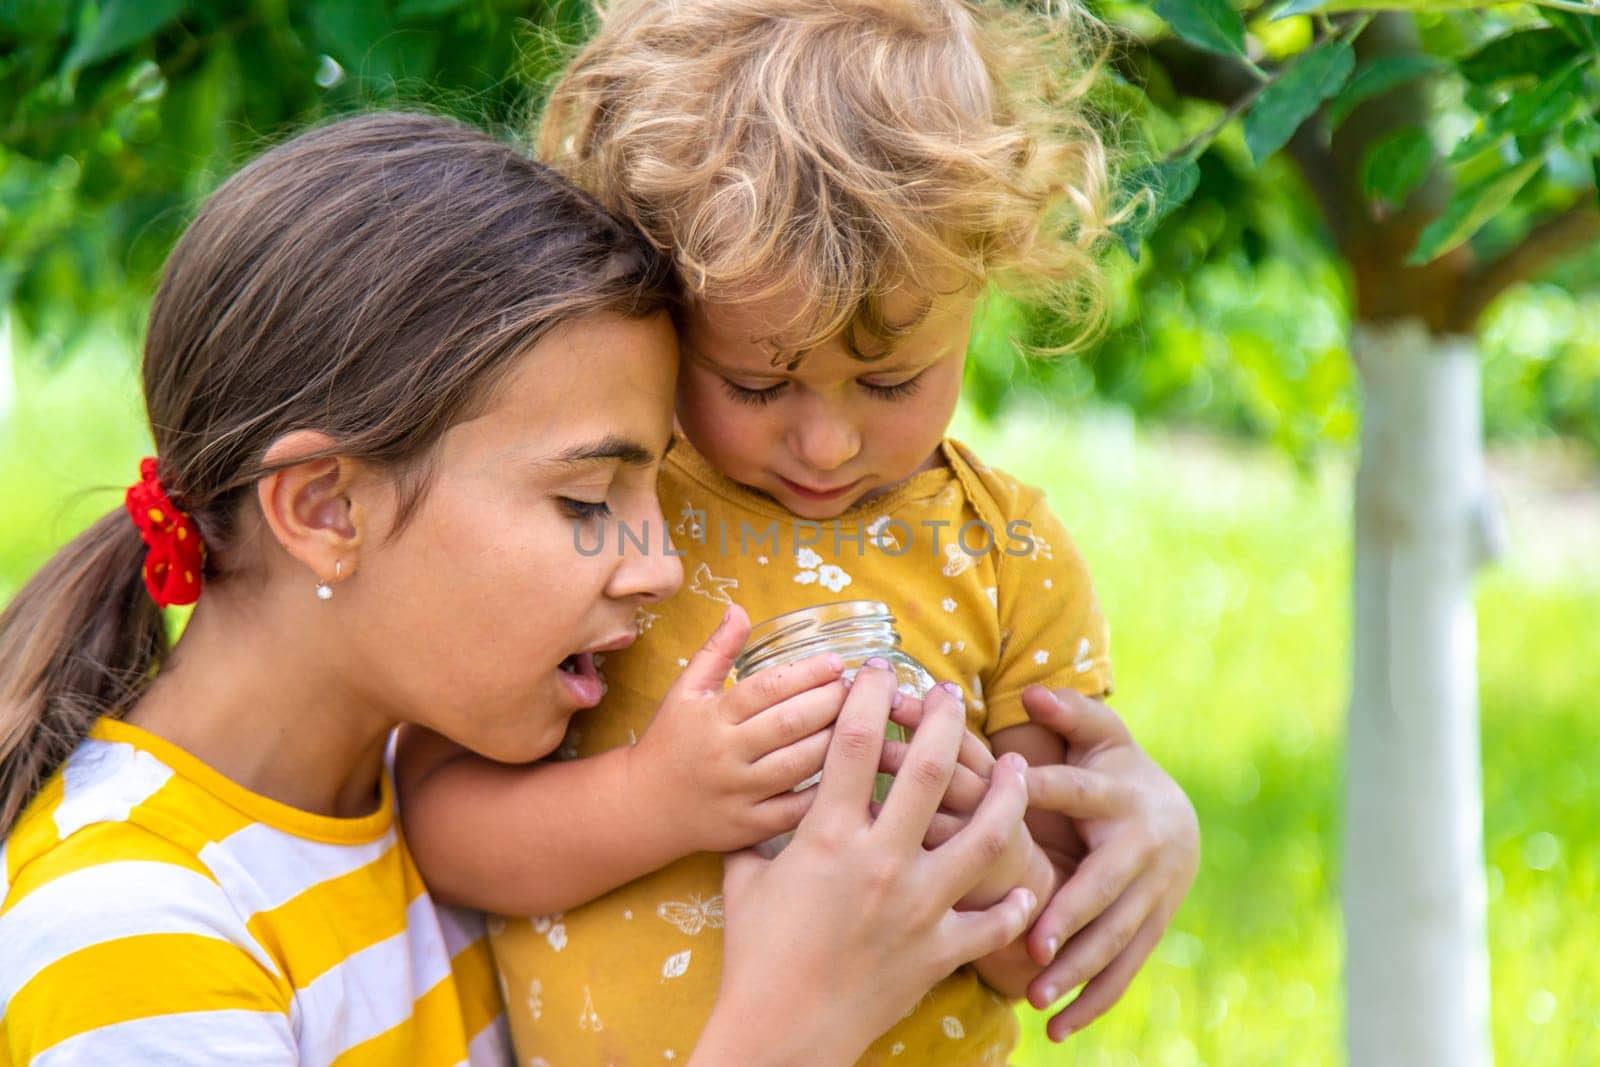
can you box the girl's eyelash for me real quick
[558,498,612,520]
[722,379,786,406]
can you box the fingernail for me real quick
[824,653,844,672]
[1020,889,1037,914]
[938,681,964,700]
[865,656,891,670]
[1041,984,1060,1005]
[1045,937,1060,959]
[840,674,854,690]
[891,689,904,708]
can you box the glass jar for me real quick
[734,600,933,820]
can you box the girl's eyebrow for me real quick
[543,434,657,469]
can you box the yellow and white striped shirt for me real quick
[0,718,508,1066]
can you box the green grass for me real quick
[4,342,1596,1065]
[948,405,1600,1065]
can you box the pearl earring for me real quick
[316,560,342,601]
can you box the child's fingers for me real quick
[740,682,846,759]
[808,661,900,831]
[1026,868,1162,1018]
[1025,764,1134,821]
[665,605,754,699]
[1026,830,1144,951]
[750,727,833,795]
[1038,909,1168,1041]
[930,751,1029,898]
[887,693,925,731]
[934,885,1037,978]
[725,653,846,724]
[1021,685,1132,750]
[889,698,995,780]
[873,683,966,845]
[878,739,988,814]
[752,782,819,836]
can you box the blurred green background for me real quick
[4,0,1598,1064]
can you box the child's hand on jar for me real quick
[877,688,1045,909]
[630,605,847,854]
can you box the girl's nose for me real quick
[615,538,683,603]
[607,510,684,602]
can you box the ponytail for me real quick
[0,509,167,836]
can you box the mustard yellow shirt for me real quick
[494,436,1111,1066]
[0,719,507,1066]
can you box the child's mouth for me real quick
[779,476,863,502]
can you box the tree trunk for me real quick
[1345,318,1493,1067]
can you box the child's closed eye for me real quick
[860,369,926,401]
[721,378,786,406]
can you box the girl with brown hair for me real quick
[0,111,1037,1065]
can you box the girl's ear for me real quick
[256,430,368,588]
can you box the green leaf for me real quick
[1544,9,1600,50]
[1360,127,1433,207]
[1481,63,1588,141]
[1276,0,1492,14]
[394,0,475,20]
[62,0,189,74]
[312,0,390,75]
[1446,128,1505,166]
[1560,116,1600,157]
[0,0,75,37]
[1268,0,1329,19]
[1153,0,1247,61]
[1408,157,1542,265]
[1326,54,1442,131]
[312,0,439,87]
[1244,38,1356,165]
[1458,28,1580,86]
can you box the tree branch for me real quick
[1454,200,1600,327]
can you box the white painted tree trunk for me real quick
[1345,319,1494,1067]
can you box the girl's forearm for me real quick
[400,744,694,914]
[691,992,862,1067]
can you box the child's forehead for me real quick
[683,291,976,375]
[686,287,975,361]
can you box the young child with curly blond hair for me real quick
[399,2,1130,1063]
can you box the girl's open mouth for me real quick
[557,651,604,707]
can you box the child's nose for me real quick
[790,414,861,474]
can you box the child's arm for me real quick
[396,606,847,915]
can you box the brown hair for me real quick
[0,112,676,835]
[538,0,1115,357]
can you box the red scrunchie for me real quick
[125,457,204,608]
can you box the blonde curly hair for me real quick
[538,0,1114,356]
